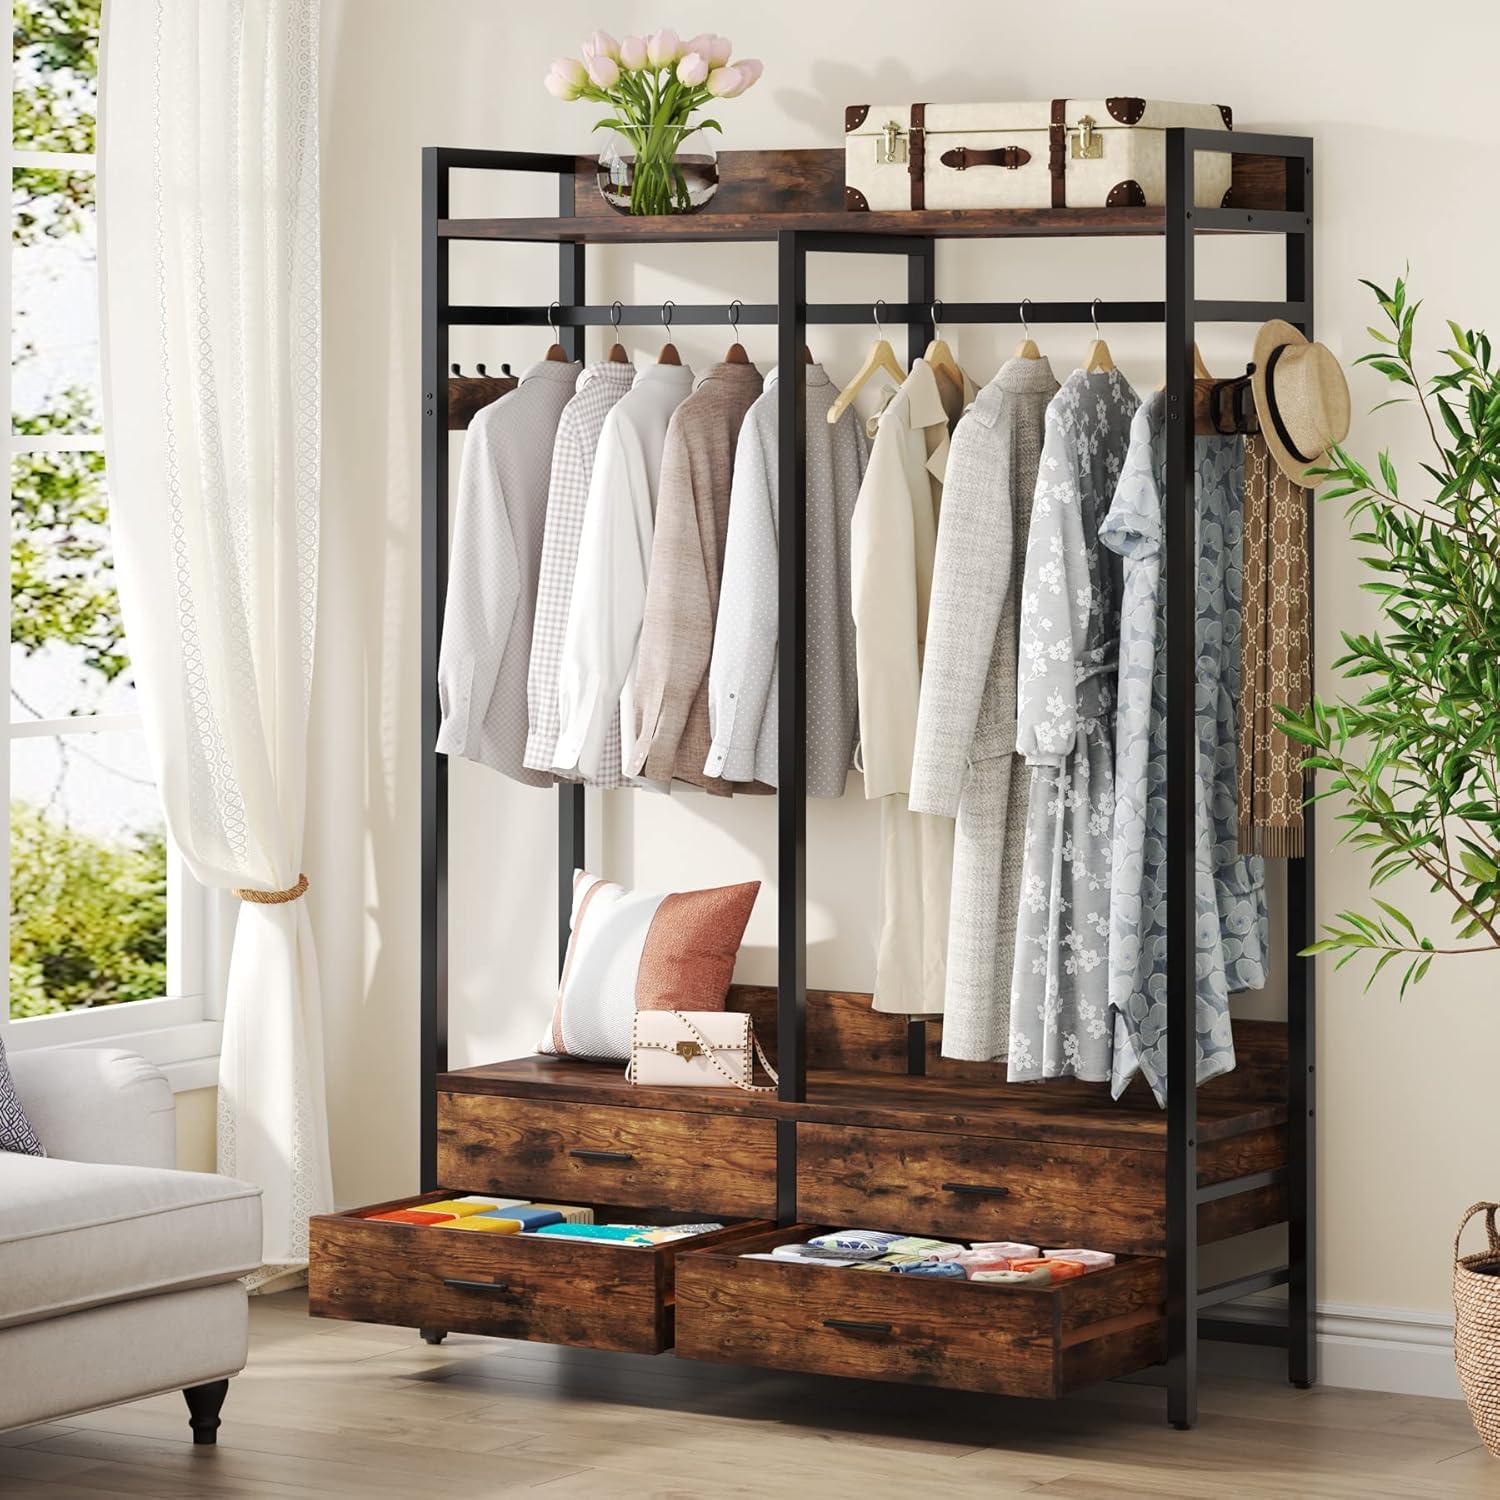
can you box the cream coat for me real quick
[850,359,976,1015]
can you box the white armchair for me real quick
[1,1047,262,1443]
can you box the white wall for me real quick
[314,0,1500,1335]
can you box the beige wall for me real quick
[314,0,1500,1321]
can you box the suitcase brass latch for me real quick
[1071,114,1103,160]
[876,119,908,165]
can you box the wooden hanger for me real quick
[657,299,682,366]
[605,301,630,363]
[724,299,750,364]
[826,300,908,425]
[1155,344,1213,390]
[1015,299,1042,360]
[544,302,570,363]
[1082,299,1115,373]
[923,300,964,398]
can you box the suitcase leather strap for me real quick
[910,102,926,209]
[1049,98,1067,208]
[940,145,1031,172]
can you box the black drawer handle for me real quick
[941,1180,1010,1198]
[442,1277,516,1296]
[823,1318,893,1336]
[569,1148,635,1164]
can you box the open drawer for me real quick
[674,1225,1165,1398]
[309,1192,772,1354]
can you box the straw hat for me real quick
[1249,320,1351,485]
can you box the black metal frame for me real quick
[419,129,1316,1428]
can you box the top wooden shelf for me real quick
[440,147,1296,245]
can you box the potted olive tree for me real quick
[1279,274,1500,1450]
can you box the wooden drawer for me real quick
[797,1122,1167,1254]
[439,1092,777,1220]
[309,1193,770,1354]
[675,1225,1165,1399]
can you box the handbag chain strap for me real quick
[626,1010,779,1093]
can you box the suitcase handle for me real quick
[569,1148,636,1164]
[823,1318,893,1336]
[442,1278,518,1296]
[940,145,1031,172]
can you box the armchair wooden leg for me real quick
[184,1378,229,1445]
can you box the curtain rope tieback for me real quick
[231,873,310,905]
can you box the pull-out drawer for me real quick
[675,1225,1164,1399]
[439,1093,777,1220]
[797,1122,1167,1254]
[309,1193,771,1354]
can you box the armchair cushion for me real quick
[0,1033,44,1156]
[0,1152,261,1330]
[7,1046,174,1168]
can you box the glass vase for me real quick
[595,132,719,217]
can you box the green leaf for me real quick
[1373,899,1419,942]
[1460,848,1500,883]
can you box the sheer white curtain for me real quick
[98,0,332,1270]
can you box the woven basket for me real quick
[1455,1202,1500,1454]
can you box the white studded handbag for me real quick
[626,1010,779,1093]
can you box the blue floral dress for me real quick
[1098,394,1269,1105]
[1008,369,1138,1084]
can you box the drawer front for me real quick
[440,1093,777,1219]
[675,1226,1164,1399]
[797,1122,1166,1254]
[309,1201,768,1355]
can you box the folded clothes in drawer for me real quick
[309,1191,772,1355]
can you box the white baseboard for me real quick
[1207,1294,1461,1399]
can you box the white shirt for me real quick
[435,358,580,782]
[552,362,694,782]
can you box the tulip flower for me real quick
[705,64,744,97]
[544,58,586,100]
[646,28,680,66]
[586,53,621,89]
[733,58,763,91]
[685,33,732,67]
[582,29,619,61]
[676,51,709,87]
[618,34,648,70]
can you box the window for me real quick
[5,0,213,1080]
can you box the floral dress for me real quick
[1098,394,1269,1105]
[1008,368,1139,1084]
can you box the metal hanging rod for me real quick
[446,298,1304,329]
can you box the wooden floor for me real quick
[3,1290,1498,1498]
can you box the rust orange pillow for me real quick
[538,871,760,1062]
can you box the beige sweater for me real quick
[627,361,765,793]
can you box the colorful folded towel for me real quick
[478,1205,564,1231]
[529,1223,652,1243]
[634,1223,724,1244]
[525,1203,595,1224]
[770,1244,870,1266]
[416,1199,497,1218]
[1043,1248,1116,1271]
[953,1252,1013,1275]
[968,1266,1052,1286]
[886,1259,966,1278]
[1010,1257,1087,1282]
[969,1241,1039,1260]
[806,1230,904,1255]
[369,1209,455,1225]
[452,1196,531,1211]
[885,1236,962,1257]
[434,1216,520,1232]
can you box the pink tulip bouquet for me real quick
[545,29,762,215]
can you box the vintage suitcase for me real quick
[843,99,1234,212]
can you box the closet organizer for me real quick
[308,134,1316,1431]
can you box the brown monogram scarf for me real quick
[1238,433,1312,858]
